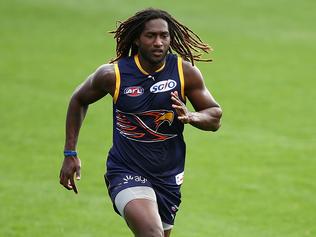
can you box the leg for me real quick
[114,186,164,237]
[124,199,164,237]
[164,229,171,237]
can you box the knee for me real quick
[138,222,164,237]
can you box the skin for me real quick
[124,199,166,237]
[135,18,170,73]
[59,18,222,237]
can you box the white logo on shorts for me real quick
[123,175,134,184]
[175,172,184,185]
[123,175,147,184]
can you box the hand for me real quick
[171,91,192,124]
[59,156,81,194]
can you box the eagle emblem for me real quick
[116,109,177,142]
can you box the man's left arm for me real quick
[171,61,222,131]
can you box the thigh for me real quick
[124,199,164,237]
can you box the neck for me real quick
[135,54,166,75]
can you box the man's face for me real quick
[135,18,171,65]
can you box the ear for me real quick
[134,38,139,47]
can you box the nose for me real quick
[153,36,163,47]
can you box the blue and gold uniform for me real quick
[105,53,186,225]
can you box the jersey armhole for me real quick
[113,63,121,104]
[177,57,186,102]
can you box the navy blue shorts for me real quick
[104,169,182,225]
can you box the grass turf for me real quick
[1,0,315,236]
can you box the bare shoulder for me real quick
[90,64,116,96]
[182,60,204,91]
[181,59,220,111]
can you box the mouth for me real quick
[152,49,164,57]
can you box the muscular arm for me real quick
[60,64,115,193]
[64,64,116,150]
[171,60,222,131]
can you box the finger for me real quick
[172,106,186,116]
[171,95,180,102]
[178,116,189,124]
[59,173,69,187]
[172,104,184,110]
[171,91,179,98]
[75,165,81,180]
[171,91,180,100]
[69,176,78,194]
[171,90,179,97]
[64,183,72,191]
[60,177,73,190]
[75,158,81,180]
[178,115,187,120]
[60,178,72,190]
[171,97,183,106]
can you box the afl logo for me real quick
[124,86,144,97]
[150,80,177,93]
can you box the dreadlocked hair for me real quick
[109,8,212,65]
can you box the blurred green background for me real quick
[1,0,315,236]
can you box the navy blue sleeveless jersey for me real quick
[107,54,186,187]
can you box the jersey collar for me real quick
[134,54,165,75]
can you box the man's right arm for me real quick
[60,64,116,193]
[64,64,116,151]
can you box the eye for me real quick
[161,33,170,39]
[145,33,154,38]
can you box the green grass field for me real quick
[1,0,315,236]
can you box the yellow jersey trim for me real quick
[155,62,165,72]
[113,63,121,104]
[177,57,185,101]
[134,54,165,75]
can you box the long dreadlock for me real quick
[109,8,212,65]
